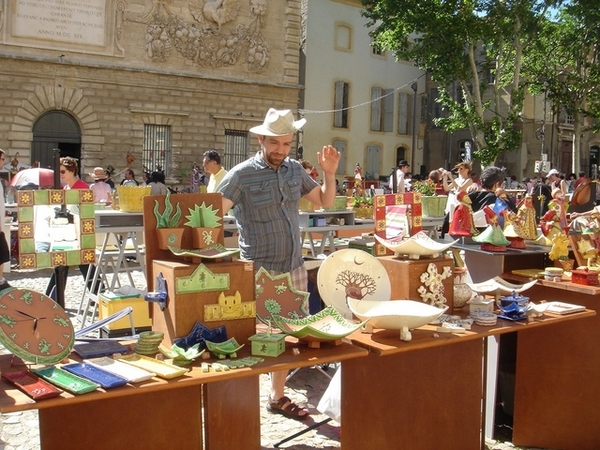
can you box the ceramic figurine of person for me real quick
[448,191,478,237]
[472,205,510,251]
[513,194,538,240]
[550,187,569,230]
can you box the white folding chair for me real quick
[74,306,136,341]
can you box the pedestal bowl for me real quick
[347,298,447,341]
[270,305,369,346]
[374,231,458,259]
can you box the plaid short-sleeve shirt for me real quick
[218,152,319,273]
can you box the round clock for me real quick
[0,288,74,364]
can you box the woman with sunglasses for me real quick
[59,157,89,189]
[47,157,104,299]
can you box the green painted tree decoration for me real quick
[153,190,182,228]
[184,202,222,228]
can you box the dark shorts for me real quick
[0,231,10,265]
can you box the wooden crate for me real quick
[378,256,454,314]
[152,259,256,347]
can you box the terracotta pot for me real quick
[156,228,185,250]
[554,258,575,272]
[191,227,221,248]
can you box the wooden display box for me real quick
[379,256,454,314]
[152,259,256,347]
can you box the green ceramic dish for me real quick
[270,305,368,342]
[32,366,99,395]
[205,338,244,359]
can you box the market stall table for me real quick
[0,341,367,450]
[499,273,600,450]
[341,308,595,450]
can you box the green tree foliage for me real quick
[527,0,600,173]
[361,0,561,166]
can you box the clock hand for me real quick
[16,310,38,320]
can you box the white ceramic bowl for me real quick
[374,231,458,259]
[466,276,537,297]
[348,298,447,341]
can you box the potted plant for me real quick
[411,179,447,218]
[154,191,185,250]
[184,202,222,248]
[351,195,374,220]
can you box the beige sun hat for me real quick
[89,167,107,180]
[249,108,306,136]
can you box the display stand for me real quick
[378,255,455,313]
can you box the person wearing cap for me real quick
[89,167,112,204]
[202,150,228,193]
[218,108,340,421]
[547,168,567,196]
[395,159,410,193]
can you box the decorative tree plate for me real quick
[270,306,368,342]
[317,249,391,319]
[348,298,447,341]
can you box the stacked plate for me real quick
[135,331,164,356]
[472,311,497,326]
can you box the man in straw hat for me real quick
[218,108,340,420]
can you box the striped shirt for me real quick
[218,152,319,272]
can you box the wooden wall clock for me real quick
[0,288,74,364]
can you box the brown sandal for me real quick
[267,396,309,421]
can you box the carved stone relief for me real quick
[126,0,270,71]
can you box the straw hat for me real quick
[249,108,306,136]
[89,167,107,180]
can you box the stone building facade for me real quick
[0,0,303,188]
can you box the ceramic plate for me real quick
[87,357,156,383]
[466,276,537,295]
[32,366,99,395]
[2,370,63,400]
[270,305,369,342]
[374,231,458,257]
[114,354,188,379]
[73,341,130,359]
[61,363,129,389]
[318,249,391,319]
[545,301,586,315]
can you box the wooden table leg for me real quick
[39,386,203,450]
[204,376,260,450]
[342,339,483,450]
[512,284,600,449]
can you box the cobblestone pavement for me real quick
[0,267,547,450]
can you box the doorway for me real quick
[32,111,81,173]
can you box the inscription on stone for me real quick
[13,0,106,46]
